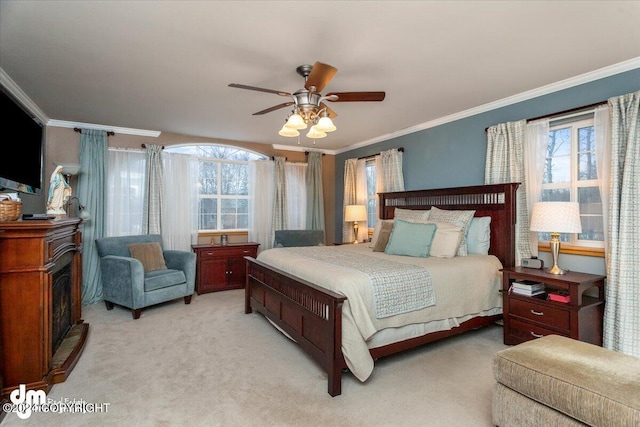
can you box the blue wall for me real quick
[334,68,640,274]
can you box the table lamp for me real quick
[529,202,582,274]
[344,204,367,244]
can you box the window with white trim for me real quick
[365,160,377,228]
[540,116,604,248]
[165,145,267,232]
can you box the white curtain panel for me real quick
[524,119,549,256]
[161,152,198,251]
[485,119,531,264]
[342,158,358,243]
[249,160,274,252]
[603,90,640,357]
[143,144,164,235]
[355,159,369,242]
[285,162,307,229]
[380,148,405,192]
[106,149,145,237]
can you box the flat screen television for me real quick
[0,87,45,195]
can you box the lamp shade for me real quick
[284,113,307,130]
[530,202,582,233]
[306,126,327,139]
[278,125,299,137]
[344,205,367,222]
[59,163,81,175]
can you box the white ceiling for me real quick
[1,1,639,153]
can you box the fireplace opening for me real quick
[52,260,72,356]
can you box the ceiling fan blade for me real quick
[320,102,337,119]
[229,83,291,97]
[325,91,386,102]
[304,62,337,93]
[252,102,294,115]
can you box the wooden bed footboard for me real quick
[245,257,347,396]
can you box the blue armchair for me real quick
[95,234,196,319]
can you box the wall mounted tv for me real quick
[0,87,44,195]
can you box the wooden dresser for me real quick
[192,242,259,294]
[0,218,89,400]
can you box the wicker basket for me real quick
[0,195,22,221]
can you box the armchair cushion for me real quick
[128,242,167,272]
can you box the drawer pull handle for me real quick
[530,332,544,338]
[207,252,214,255]
[530,309,544,316]
[243,250,250,253]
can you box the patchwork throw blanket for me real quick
[283,246,435,318]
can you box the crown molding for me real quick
[336,57,640,154]
[0,68,50,125]
[47,119,161,137]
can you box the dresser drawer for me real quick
[509,318,568,343]
[509,298,570,330]
[197,247,256,259]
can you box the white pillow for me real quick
[394,208,430,223]
[369,219,394,248]
[428,221,463,258]
[466,216,491,255]
[428,207,476,256]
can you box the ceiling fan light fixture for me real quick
[306,126,327,139]
[315,116,336,132]
[278,125,299,137]
[284,113,307,130]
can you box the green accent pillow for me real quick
[384,219,437,257]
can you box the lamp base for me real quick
[546,264,568,275]
[353,222,359,244]
[547,232,568,275]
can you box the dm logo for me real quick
[9,384,46,419]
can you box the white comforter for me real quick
[257,244,503,382]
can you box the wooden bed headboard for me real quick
[378,183,520,268]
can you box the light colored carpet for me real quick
[2,290,507,427]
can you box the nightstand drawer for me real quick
[509,318,566,342]
[509,298,570,330]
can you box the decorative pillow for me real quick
[373,221,394,252]
[393,208,430,223]
[128,242,167,272]
[369,219,394,248]
[428,221,463,258]
[384,219,437,258]
[466,216,492,255]
[428,207,476,256]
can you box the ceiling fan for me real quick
[229,62,385,140]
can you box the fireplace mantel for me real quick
[0,217,89,403]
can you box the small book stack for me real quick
[511,279,545,296]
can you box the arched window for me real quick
[166,144,267,232]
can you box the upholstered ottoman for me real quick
[492,335,640,427]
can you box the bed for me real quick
[245,183,519,396]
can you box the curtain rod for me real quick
[74,127,115,136]
[357,147,404,160]
[484,100,607,132]
[141,143,165,149]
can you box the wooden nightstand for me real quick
[192,242,259,294]
[500,267,605,346]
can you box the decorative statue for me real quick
[46,165,72,215]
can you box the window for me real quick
[540,116,603,248]
[165,145,267,232]
[365,160,377,228]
